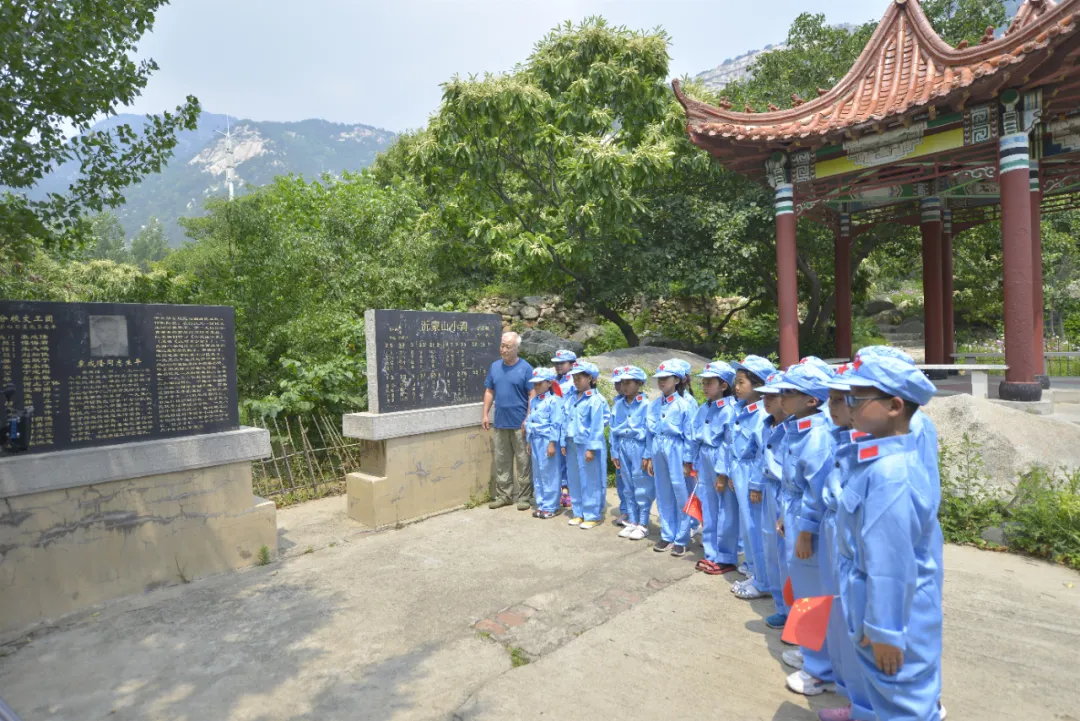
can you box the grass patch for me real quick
[465,488,492,509]
[939,435,1080,570]
[256,546,272,566]
[508,646,530,667]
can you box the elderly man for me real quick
[482,331,534,510]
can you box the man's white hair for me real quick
[501,331,521,349]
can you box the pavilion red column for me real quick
[835,213,853,361]
[998,132,1042,401]
[920,198,945,366]
[1030,159,1049,388]
[941,209,955,365]
[775,183,799,368]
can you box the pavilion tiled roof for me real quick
[674,0,1079,149]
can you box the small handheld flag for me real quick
[683,488,703,524]
[783,577,795,607]
[781,595,834,651]
[552,383,563,397]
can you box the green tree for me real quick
[414,18,677,346]
[86,212,132,264]
[130,216,170,269]
[0,0,200,261]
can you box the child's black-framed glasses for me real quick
[843,394,894,409]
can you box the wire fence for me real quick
[250,414,368,505]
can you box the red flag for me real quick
[781,595,834,651]
[783,577,795,607]
[552,383,563,397]
[683,491,703,524]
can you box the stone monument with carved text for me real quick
[342,309,500,528]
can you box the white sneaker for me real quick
[785,670,836,696]
[730,577,751,593]
[628,525,648,541]
[939,702,947,721]
[737,562,750,577]
[618,524,635,538]
[734,580,769,600]
[782,649,804,669]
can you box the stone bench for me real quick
[918,364,1008,399]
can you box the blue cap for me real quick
[616,365,647,382]
[528,367,557,384]
[698,361,736,385]
[771,363,833,401]
[755,370,786,394]
[731,355,777,382]
[796,356,835,378]
[857,345,914,365]
[568,360,600,379]
[653,359,683,378]
[845,354,937,406]
[551,349,578,363]
[612,366,624,382]
[826,362,856,392]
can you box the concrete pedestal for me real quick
[0,428,276,639]
[342,403,493,529]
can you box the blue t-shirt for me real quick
[485,358,534,429]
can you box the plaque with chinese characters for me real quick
[0,301,239,455]
[366,309,501,413]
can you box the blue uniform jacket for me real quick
[525,391,562,445]
[689,397,734,473]
[781,412,836,535]
[759,415,787,487]
[643,392,694,463]
[731,400,768,489]
[555,374,575,399]
[561,389,608,452]
[835,433,940,649]
[610,393,649,458]
[823,427,871,512]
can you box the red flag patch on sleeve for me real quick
[747,403,759,413]
[781,596,834,651]
[859,445,880,462]
[797,419,812,432]
[851,430,870,440]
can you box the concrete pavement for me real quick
[1,492,1078,720]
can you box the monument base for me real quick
[0,428,276,639]
[343,403,493,529]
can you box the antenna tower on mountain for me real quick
[215,115,237,201]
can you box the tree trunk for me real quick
[594,302,640,347]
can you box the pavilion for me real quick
[675,0,1080,402]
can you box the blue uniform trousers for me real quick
[732,462,765,582]
[761,479,788,615]
[782,491,834,683]
[616,438,652,528]
[615,449,634,520]
[716,475,741,567]
[694,449,731,564]
[822,509,872,719]
[564,440,585,520]
[570,440,606,522]
[530,436,561,514]
[652,435,691,546]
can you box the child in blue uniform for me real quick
[725,355,776,600]
[610,366,633,527]
[611,366,651,541]
[526,367,564,520]
[690,361,738,575]
[813,363,875,721]
[837,353,942,721]
[552,350,578,509]
[561,361,609,530]
[772,362,837,696]
[754,370,793,628]
[643,359,695,557]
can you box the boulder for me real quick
[518,329,584,367]
[897,319,925,334]
[523,296,547,306]
[864,298,898,316]
[570,323,605,344]
[924,394,1080,492]
[872,309,904,327]
[520,305,540,321]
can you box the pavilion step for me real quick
[880,332,924,343]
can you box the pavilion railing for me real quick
[249,414,367,505]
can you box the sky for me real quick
[128,0,895,133]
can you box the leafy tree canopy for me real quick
[0,0,199,261]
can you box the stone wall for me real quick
[471,295,592,333]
